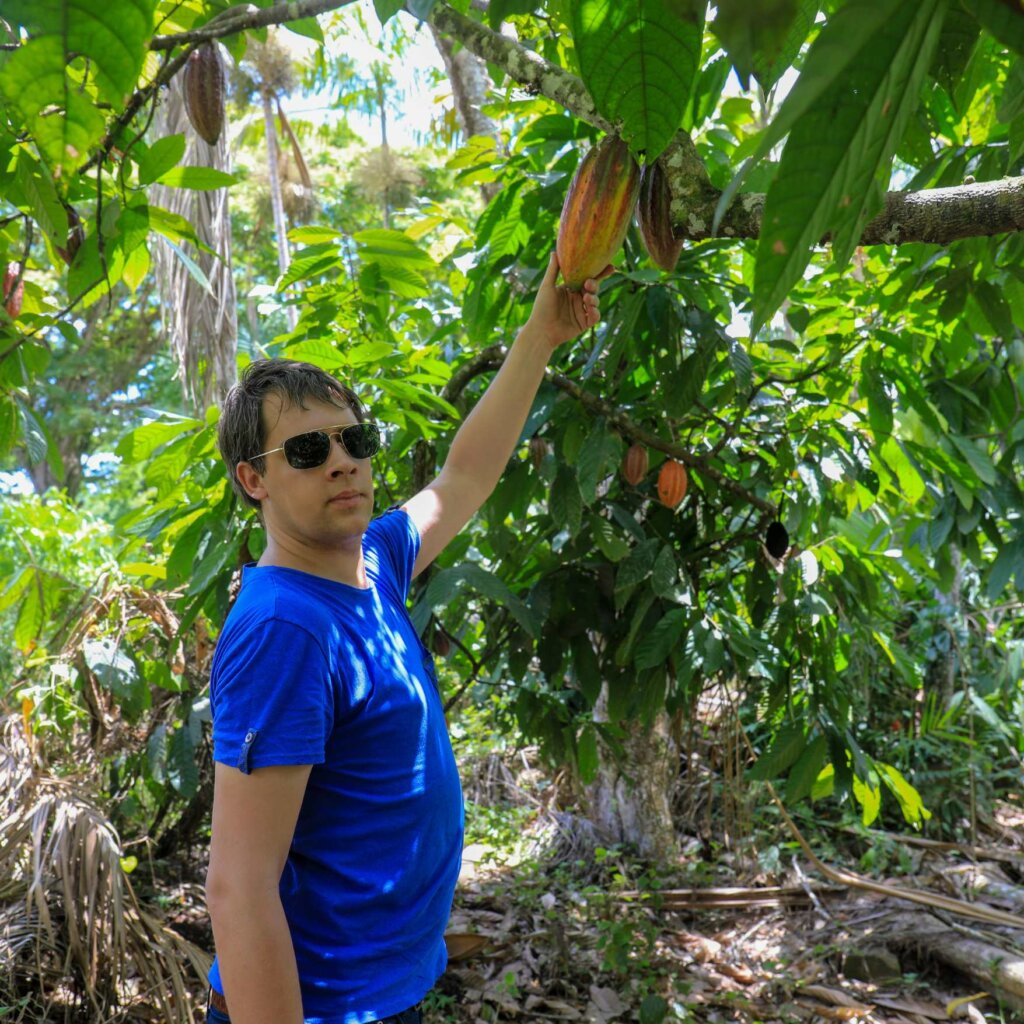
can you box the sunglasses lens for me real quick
[283,430,332,469]
[342,423,380,459]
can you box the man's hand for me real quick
[523,252,614,349]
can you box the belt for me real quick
[208,990,421,1024]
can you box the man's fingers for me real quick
[543,251,561,289]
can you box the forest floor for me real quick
[157,746,1024,1024]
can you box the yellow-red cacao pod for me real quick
[637,161,683,272]
[183,42,226,145]
[657,460,688,508]
[3,263,23,318]
[622,443,648,486]
[556,135,640,290]
[529,436,550,471]
[433,628,451,657]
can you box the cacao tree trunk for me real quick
[585,681,679,862]
[260,85,297,331]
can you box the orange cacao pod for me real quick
[183,42,226,145]
[637,161,683,271]
[657,460,688,508]
[529,436,550,471]
[556,135,640,290]
[3,263,23,318]
[622,443,648,486]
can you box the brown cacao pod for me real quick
[556,135,640,290]
[3,263,23,319]
[529,436,550,471]
[56,205,85,265]
[657,460,688,508]
[637,161,683,271]
[622,443,648,486]
[183,42,226,145]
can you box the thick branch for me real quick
[150,0,353,49]
[430,0,1024,247]
[426,2,609,131]
[447,345,776,515]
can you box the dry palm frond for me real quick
[152,72,238,414]
[0,716,211,1023]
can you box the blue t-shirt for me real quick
[207,509,464,1024]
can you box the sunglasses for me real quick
[249,423,382,469]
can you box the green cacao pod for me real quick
[183,42,226,145]
[556,135,640,290]
[637,161,682,271]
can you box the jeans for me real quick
[206,995,423,1024]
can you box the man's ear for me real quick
[235,461,267,502]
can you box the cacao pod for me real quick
[637,161,683,271]
[3,263,23,319]
[56,205,85,265]
[765,521,789,558]
[556,135,640,290]
[657,460,688,508]
[183,42,226,145]
[529,436,550,471]
[622,443,648,486]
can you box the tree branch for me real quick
[149,0,355,49]
[444,344,776,515]
[429,0,1024,247]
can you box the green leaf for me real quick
[651,544,677,597]
[639,995,669,1024]
[713,0,799,89]
[550,465,583,537]
[931,5,981,96]
[753,0,819,91]
[155,166,238,190]
[0,0,157,173]
[785,734,828,803]
[877,762,931,825]
[615,537,659,593]
[14,572,43,652]
[422,564,540,637]
[970,0,1024,57]
[748,721,806,780]
[852,771,882,827]
[634,607,686,669]
[137,134,186,187]
[591,515,631,561]
[753,0,947,331]
[284,16,324,42]
[577,725,599,784]
[167,726,199,797]
[160,237,214,296]
[948,433,997,485]
[666,329,720,418]
[569,0,705,159]
[373,0,404,23]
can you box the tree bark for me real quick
[586,681,679,862]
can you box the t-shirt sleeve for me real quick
[210,619,333,774]
[365,506,421,601]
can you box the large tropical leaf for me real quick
[970,0,1024,57]
[752,0,948,331]
[569,0,704,159]
[0,0,157,174]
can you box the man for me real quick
[204,252,607,1024]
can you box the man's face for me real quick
[243,394,376,550]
